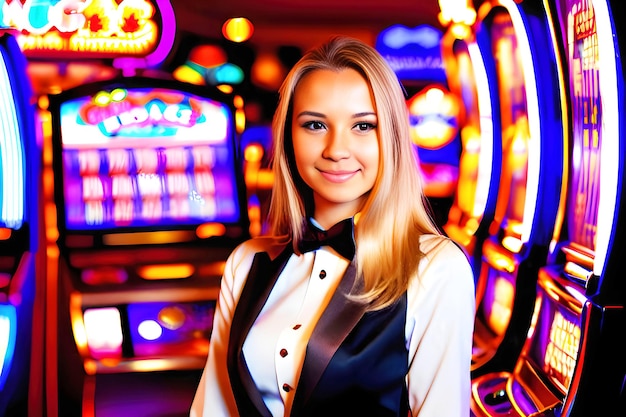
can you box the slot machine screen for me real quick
[523,275,583,394]
[556,0,601,253]
[54,84,241,232]
[490,10,530,234]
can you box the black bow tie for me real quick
[297,217,356,260]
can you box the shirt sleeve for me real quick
[405,237,476,417]
[190,241,256,417]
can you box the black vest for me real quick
[226,247,410,416]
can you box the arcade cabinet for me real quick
[469,0,566,376]
[471,0,625,415]
[0,30,42,416]
[47,77,249,416]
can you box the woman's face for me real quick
[291,68,380,226]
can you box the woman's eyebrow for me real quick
[295,110,326,118]
[353,111,377,118]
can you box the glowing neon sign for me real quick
[62,88,230,145]
[1,0,173,60]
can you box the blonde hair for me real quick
[268,36,441,309]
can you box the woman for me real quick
[191,36,475,417]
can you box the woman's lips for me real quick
[319,169,358,183]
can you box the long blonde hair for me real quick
[268,36,441,309]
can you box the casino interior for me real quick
[0,0,624,416]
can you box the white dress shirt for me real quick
[190,233,475,417]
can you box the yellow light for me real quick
[94,91,110,106]
[137,264,195,280]
[438,0,476,27]
[110,88,127,102]
[244,144,264,163]
[217,85,233,94]
[173,65,205,86]
[236,108,246,133]
[487,276,514,336]
[222,17,254,43]
[102,230,197,245]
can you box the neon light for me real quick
[137,319,162,340]
[0,48,25,229]
[83,307,123,358]
[467,42,494,219]
[5,0,165,58]
[0,304,17,390]
[497,0,542,245]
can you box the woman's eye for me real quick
[354,122,376,132]
[302,121,325,130]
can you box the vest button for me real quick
[280,348,288,357]
[319,270,327,279]
[282,383,291,392]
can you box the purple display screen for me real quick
[57,87,241,230]
[126,301,215,358]
[556,0,601,250]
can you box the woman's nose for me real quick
[322,129,351,160]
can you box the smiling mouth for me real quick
[319,170,357,183]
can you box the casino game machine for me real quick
[376,24,463,228]
[471,0,625,415]
[47,77,249,416]
[441,22,503,280]
[0,30,42,416]
[469,0,567,377]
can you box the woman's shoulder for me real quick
[419,233,469,261]
[409,233,475,304]
[230,235,291,261]
[417,233,473,282]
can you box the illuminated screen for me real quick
[480,267,515,337]
[0,304,17,390]
[490,11,529,229]
[556,0,601,250]
[526,283,582,394]
[57,86,241,230]
[0,40,25,230]
[127,301,215,357]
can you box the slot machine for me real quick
[0,30,41,415]
[441,26,503,279]
[470,0,566,376]
[47,77,249,415]
[471,0,625,415]
[376,24,462,227]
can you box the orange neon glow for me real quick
[487,277,514,336]
[0,229,11,240]
[222,17,254,43]
[407,85,460,149]
[137,263,195,280]
[195,222,227,239]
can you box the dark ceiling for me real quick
[169,0,444,50]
